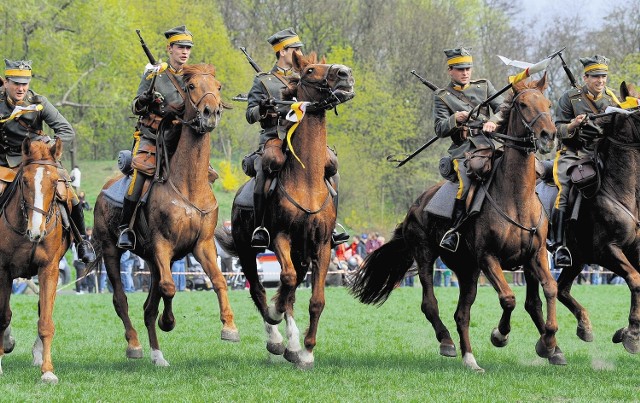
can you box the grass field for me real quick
[1,285,638,401]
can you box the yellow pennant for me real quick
[145,62,168,80]
[285,101,310,169]
[619,96,640,109]
[0,104,44,123]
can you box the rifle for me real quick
[240,47,263,74]
[135,29,160,100]
[557,50,579,89]
[387,71,442,168]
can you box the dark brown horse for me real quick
[216,52,354,369]
[350,75,564,371]
[0,138,70,383]
[93,64,238,366]
[553,82,640,353]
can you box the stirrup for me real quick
[331,222,350,247]
[251,226,270,249]
[439,229,460,253]
[117,227,136,250]
[554,246,572,268]
[78,239,97,264]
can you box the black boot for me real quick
[251,174,269,249]
[70,203,96,263]
[552,209,572,267]
[440,199,466,252]
[117,198,137,250]
[329,174,349,247]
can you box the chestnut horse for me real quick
[350,75,564,371]
[0,138,70,383]
[553,82,640,353]
[216,52,354,369]
[92,64,238,366]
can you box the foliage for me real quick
[217,159,242,193]
[2,285,639,400]
[1,0,639,231]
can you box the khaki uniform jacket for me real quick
[0,88,74,167]
[555,85,618,151]
[433,79,503,159]
[246,65,294,145]
[133,65,186,141]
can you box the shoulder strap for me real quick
[580,91,600,114]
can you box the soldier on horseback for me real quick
[117,25,217,249]
[551,55,619,267]
[433,48,503,252]
[244,28,349,249]
[0,59,95,263]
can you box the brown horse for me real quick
[215,52,354,369]
[553,82,640,353]
[350,75,564,371]
[92,64,238,366]
[0,138,70,383]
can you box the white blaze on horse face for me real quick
[29,167,46,237]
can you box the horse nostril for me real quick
[203,106,212,117]
[337,68,349,79]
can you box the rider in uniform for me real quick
[551,55,619,267]
[117,25,216,249]
[0,59,95,263]
[433,47,503,252]
[245,28,349,248]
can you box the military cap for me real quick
[267,28,303,53]
[164,25,194,47]
[444,47,473,69]
[4,59,32,84]
[580,55,609,76]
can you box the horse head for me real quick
[283,51,355,109]
[597,81,640,145]
[19,137,62,242]
[498,72,556,154]
[181,64,225,135]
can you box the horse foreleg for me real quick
[270,236,295,324]
[104,249,142,359]
[192,243,239,342]
[416,252,456,357]
[556,262,593,342]
[453,271,482,372]
[143,268,169,367]
[481,260,515,349]
[36,265,59,384]
[0,278,13,375]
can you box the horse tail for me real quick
[214,227,237,257]
[348,225,414,305]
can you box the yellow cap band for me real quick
[272,36,301,52]
[167,33,193,45]
[584,63,608,73]
[5,69,32,77]
[447,55,472,66]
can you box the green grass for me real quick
[2,285,639,401]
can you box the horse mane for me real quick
[495,78,541,134]
[182,64,216,81]
[22,140,52,163]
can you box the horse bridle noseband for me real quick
[488,88,552,154]
[297,64,348,112]
[171,72,221,135]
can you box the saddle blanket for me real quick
[101,176,150,208]
[425,180,488,219]
[234,178,255,210]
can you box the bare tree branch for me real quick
[55,62,109,108]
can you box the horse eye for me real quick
[307,68,314,74]
[188,84,195,90]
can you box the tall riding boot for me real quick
[251,173,269,248]
[70,203,96,263]
[440,199,466,252]
[329,174,349,247]
[552,209,572,267]
[117,197,137,250]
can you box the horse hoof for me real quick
[439,342,457,357]
[126,346,143,359]
[284,348,301,364]
[577,323,593,342]
[462,353,484,373]
[266,305,284,325]
[150,350,170,367]
[221,328,240,342]
[267,342,286,355]
[41,371,58,384]
[3,337,15,354]
[535,338,553,359]
[490,328,509,348]
[296,360,314,370]
[158,317,176,332]
[623,333,640,354]
[548,346,567,365]
[612,328,625,344]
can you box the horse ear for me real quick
[51,138,63,161]
[292,49,306,71]
[21,137,31,158]
[536,72,549,92]
[620,81,629,99]
[320,55,327,64]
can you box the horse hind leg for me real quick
[556,262,593,342]
[144,272,169,367]
[612,270,640,354]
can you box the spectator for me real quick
[435,257,452,287]
[171,257,187,292]
[97,260,111,293]
[120,251,136,293]
[365,233,381,255]
[133,255,150,292]
[356,234,368,259]
[70,165,81,192]
[73,260,87,294]
[59,256,72,285]
[350,235,360,258]
[12,278,38,294]
[78,191,92,211]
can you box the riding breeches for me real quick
[453,157,471,201]
[553,147,588,211]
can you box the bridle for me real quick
[296,64,351,112]
[488,88,552,154]
[178,72,222,135]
